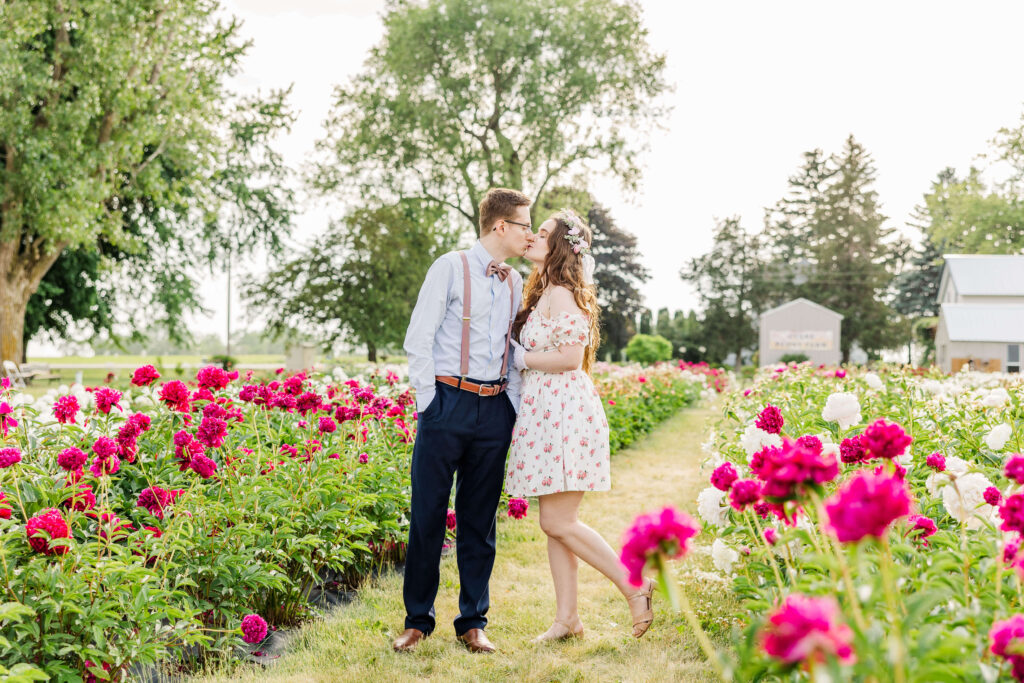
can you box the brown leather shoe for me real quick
[393,628,426,652]
[457,628,496,654]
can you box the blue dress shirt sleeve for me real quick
[504,270,524,413]
[404,256,453,412]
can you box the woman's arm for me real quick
[521,287,586,373]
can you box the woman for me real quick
[506,209,656,642]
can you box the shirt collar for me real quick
[470,240,503,274]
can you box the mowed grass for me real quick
[193,406,741,683]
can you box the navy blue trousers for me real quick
[402,379,516,636]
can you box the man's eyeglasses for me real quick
[504,219,533,233]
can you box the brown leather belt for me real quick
[436,375,507,397]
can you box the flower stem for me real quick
[745,510,785,593]
[665,558,729,682]
[879,536,906,683]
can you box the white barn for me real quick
[935,254,1024,373]
[759,298,843,367]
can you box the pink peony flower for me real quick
[1006,538,1022,565]
[137,486,173,520]
[83,660,112,683]
[195,416,228,449]
[93,387,122,414]
[358,452,369,464]
[508,497,529,520]
[989,614,1024,680]
[796,435,823,454]
[91,437,118,459]
[26,508,71,555]
[241,613,269,644]
[986,487,1004,507]
[824,470,912,543]
[1007,455,1024,485]
[906,514,937,546]
[710,462,738,491]
[1000,494,1024,534]
[761,594,854,665]
[763,527,778,545]
[197,366,234,391]
[0,492,11,520]
[925,453,946,472]
[53,395,80,424]
[752,438,839,501]
[0,447,22,468]
[159,381,191,412]
[296,391,323,415]
[318,416,337,434]
[446,508,457,531]
[839,436,867,464]
[834,369,847,378]
[0,401,17,437]
[89,453,121,478]
[730,479,763,511]
[620,506,700,587]
[62,482,96,512]
[189,454,218,479]
[755,404,785,435]
[861,419,912,461]
[131,364,161,386]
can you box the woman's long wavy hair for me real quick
[512,209,601,374]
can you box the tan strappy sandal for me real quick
[627,579,655,638]
[532,615,585,643]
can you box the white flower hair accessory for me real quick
[555,209,592,255]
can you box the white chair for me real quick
[2,360,27,389]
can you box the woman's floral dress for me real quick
[505,310,611,497]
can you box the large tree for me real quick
[309,0,668,233]
[244,201,458,362]
[1,1,294,364]
[763,136,905,361]
[681,217,766,369]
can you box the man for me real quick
[394,188,534,654]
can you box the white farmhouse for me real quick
[759,298,843,367]
[935,254,1024,373]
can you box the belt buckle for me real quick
[476,382,492,396]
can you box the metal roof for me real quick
[940,303,1024,342]
[760,297,843,320]
[943,254,1024,297]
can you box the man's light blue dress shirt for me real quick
[404,241,523,413]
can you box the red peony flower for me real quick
[507,497,529,520]
[26,508,71,555]
[839,435,867,464]
[755,404,785,435]
[0,492,12,520]
[159,381,191,412]
[710,462,738,491]
[446,508,457,531]
[137,486,173,520]
[62,482,96,512]
[241,613,269,644]
[318,416,337,434]
[925,453,946,472]
[761,594,854,665]
[131,364,161,387]
[196,366,234,391]
[189,454,217,479]
[195,416,228,449]
[753,438,839,501]
[824,470,911,543]
[0,447,22,468]
[53,395,80,424]
[730,478,763,511]
[93,387,122,414]
[861,419,912,461]
[619,506,699,587]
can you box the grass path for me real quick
[198,405,737,683]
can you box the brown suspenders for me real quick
[458,251,516,380]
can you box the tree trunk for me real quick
[734,347,743,372]
[0,282,30,366]
[366,342,377,363]
[1,238,69,365]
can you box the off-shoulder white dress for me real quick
[504,310,611,497]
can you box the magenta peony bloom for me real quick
[137,486,173,519]
[53,395,80,424]
[1000,494,1024,534]
[159,381,191,412]
[620,506,700,587]
[0,492,11,520]
[26,508,71,555]
[0,447,22,468]
[824,470,912,543]
[1006,539,1021,565]
[839,436,867,464]
[241,613,269,644]
[796,435,823,454]
[925,453,946,472]
[446,508,457,531]
[358,452,369,464]
[906,515,937,546]
[128,412,152,432]
[1007,455,1024,485]
[189,454,218,479]
[834,369,847,378]
[756,404,785,435]
[763,527,778,546]
[0,401,17,437]
[91,437,118,459]
[195,416,228,449]
[62,482,96,512]
[861,419,912,461]
[761,594,854,665]
[131,364,161,387]
[990,614,1024,679]
[730,478,763,511]
[508,497,529,519]
[296,391,323,415]
[710,462,738,491]
[93,387,122,414]
[89,453,121,478]
[752,438,839,501]
[196,366,233,391]
[986,487,1004,507]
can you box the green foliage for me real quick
[602,372,702,454]
[624,333,673,364]
[779,352,810,363]
[209,354,236,370]
[309,0,668,233]
[244,201,458,361]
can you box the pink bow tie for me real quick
[486,260,512,282]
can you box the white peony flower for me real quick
[982,388,1011,408]
[821,392,862,430]
[925,456,970,496]
[864,372,884,391]
[986,423,1012,451]
[941,472,996,530]
[697,487,729,528]
[740,424,782,456]
[711,539,740,574]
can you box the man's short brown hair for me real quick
[479,188,531,235]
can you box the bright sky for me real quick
[36,0,1024,353]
